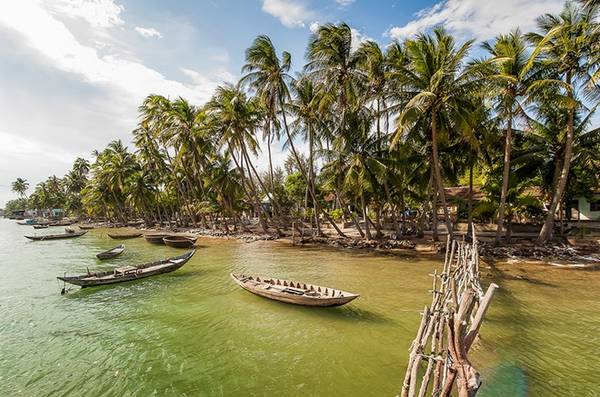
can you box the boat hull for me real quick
[96,244,125,260]
[163,236,197,248]
[144,233,173,244]
[59,250,195,288]
[25,231,87,241]
[230,273,359,307]
[107,233,142,239]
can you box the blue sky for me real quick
[0,0,568,205]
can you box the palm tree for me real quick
[206,84,271,233]
[481,29,540,244]
[11,178,29,199]
[243,34,346,236]
[392,28,480,240]
[527,1,598,243]
[241,35,291,189]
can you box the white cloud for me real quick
[261,0,315,28]
[335,0,355,6]
[0,1,227,105]
[44,0,124,28]
[309,21,320,33]
[387,0,563,41]
[0,0,235,205]
[134,26,162,38]
[350,27,371,52]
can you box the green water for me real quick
[0,219,599,396]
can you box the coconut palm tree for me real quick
[11,178,29,199]
[527,1,598,243]
[481,30,540,244]
[392,27,481,240]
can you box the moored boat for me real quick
[25,231,88,241]
[230,273,359,307]
[107,231,142,239]
[144,233,173,244]
[96,244,126,259]
[33,224,49,229]
[78,224,95,230]
[163,235,197,248]
[58,250,195,288]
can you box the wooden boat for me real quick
[96,244,125,260]
[65,227,76,233]
[107,231,142,239]
[78,224,95,230]
[25,231,88,241]
[33,224,49,229]
[230,273,360,307]
[163,235,197,248]
[17,219,37,225]
[144,233,173,244]
[58,250,195,288]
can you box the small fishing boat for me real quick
[107,231,142,239]
[78,224,95,230]
[230,273,360,307]
[17,219,37,225]
[58,250,195,288]
[33,224,49,229]
[163,235,197,248]
[25,231,88,241]
[144,233,173,244]
[65,227,76,233]
[96,244,125,260]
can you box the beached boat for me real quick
[78,224,95,230]
[17,219,37,225]
[58,250,195,288]
[230,273,360,307]
[65,227,76,233]
[33,224,49,229]
[163,235,197,248]
[25,231,88,241]
[96,244,126,260]
[144,233,173,244]
[107,231,142,239]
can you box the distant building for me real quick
[569,193,600,221]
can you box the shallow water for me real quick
[0,219,599,396]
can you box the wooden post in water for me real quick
[399,228,497,397]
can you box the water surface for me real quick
[0,219,598,396]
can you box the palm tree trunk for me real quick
[538,74,575,243]
[431,113,453,240]
[308,124,322,236]
[495,112,513,244]
[361,193,372,240]
[468,160,474,237]
[429,171,438,241]
[279,98,346,237]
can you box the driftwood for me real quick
[400,228,498,397]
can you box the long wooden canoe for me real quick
[230,273,359,307]
[33,224,49,229]
[58,250,195,288]
[25,231,88,241]
[163,235,197,248]
[107,231,142,239]
[96,244,125,260]
[78,224,95,230]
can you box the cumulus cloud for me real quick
[44,0,124,28]
[261,0,315,28]
[0,1,235,204]
[134,26,162,38]
[335,0,355,6]
[387,0,563,41]
[350,27,371,52]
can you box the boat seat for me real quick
[169,258,184,265]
